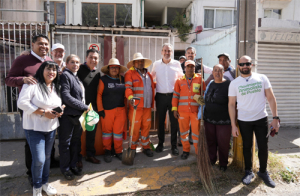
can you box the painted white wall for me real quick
[258,0,300,21]
[191,27,236,79]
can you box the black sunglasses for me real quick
[238,62,251,67]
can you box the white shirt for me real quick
[228,72,272,121]
[17,84,62,132]
[31,50,46,62]
[151,59,184,93]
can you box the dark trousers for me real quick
[86,123,97,157]
[20,109,56,177]
[58,115,83,173]
[238,117,269,173]
[155,93,179,147]
[204,122,231,167]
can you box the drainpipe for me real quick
[141,0,145,27]
[46,0,50,33]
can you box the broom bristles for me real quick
[197,120,217,195]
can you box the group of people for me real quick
[5,33,280,196]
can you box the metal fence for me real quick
[0,22,48,113]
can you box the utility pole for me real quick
[233,0,258,170]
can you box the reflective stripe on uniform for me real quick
[132,141,139,145]
[134,94,144,97]
[133,87,144,91]
[125,86,132,89]
[181,137,189,142]
[113,133,123,139]
[141,135,149,140]
[181,130,189,136]
[178,102,188,106]
[191,102,199,106]
[193,140,198,143]
[173,95,179,99]
[179,96,189,100]
[174,91,180,95]
[192,133,198,137]
[125,81,132,85]
[141,141,149,146]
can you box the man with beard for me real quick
[151,43,183,155]
[205,53,235,85]
[181,46,212,74]
[228,55,280,188]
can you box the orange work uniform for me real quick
[125,67,155,150]
[97,75,126,154]
[172,74,206,154]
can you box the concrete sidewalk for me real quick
[0,127,299,195]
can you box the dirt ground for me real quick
[122,155,300,196]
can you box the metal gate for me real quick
[0,22,48,140]
[52,28,174,132]
[257,43,300,126]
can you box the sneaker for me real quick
[220,166,227,172]
[242,170,255,185]
[42,183,57,195]
[143,149,154,157]
[257,171,276,188]
[181,151,189,160]
[104,150,112,163]
[33,187,42,196]
[115,153,122,161]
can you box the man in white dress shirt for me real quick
[151,43,184,155]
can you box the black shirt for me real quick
[100,75,125,110]
[77,64,101,110]
[204,80,231,125]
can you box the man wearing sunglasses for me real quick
[228,55,280,188]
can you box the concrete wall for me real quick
[258,0,300,21]
[0,0,141,27]
[191,27,237,79]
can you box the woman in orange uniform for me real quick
[97,58,127,163]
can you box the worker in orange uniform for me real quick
[97,58,128,163]
[125,53,155,157]
[172,60,206,160]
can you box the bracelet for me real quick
[273,116,280,120]
[42,109,45,117]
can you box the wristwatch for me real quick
[273,116,280,120]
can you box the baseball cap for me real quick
[184,60,195,67]
[85,110,99,131]
[218,53,230,60]
[179,56,186,60]
[51,43,65,52]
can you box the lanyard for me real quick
[186,77,193,90]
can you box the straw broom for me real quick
[197,58,216,195]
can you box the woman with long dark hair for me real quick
[18,61,63,196]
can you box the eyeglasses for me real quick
[238,62,251,67]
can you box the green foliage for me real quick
[171,12,193,42]
[279,170,298,183]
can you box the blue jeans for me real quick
[24,129,56,188]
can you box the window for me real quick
[44,1,66,24]
[264,9,281,19]
[82,3,132,26]
[204,8,236,29]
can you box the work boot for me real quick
[155,143,164,153]
[171,146,179,156]
[181,151,189,160]
[143,149,154,157]
[257,171,276,188]
[116,153,122,161]
[104,150,112,163]
[242,170,254,185]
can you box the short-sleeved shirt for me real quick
[228,72,272,121]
